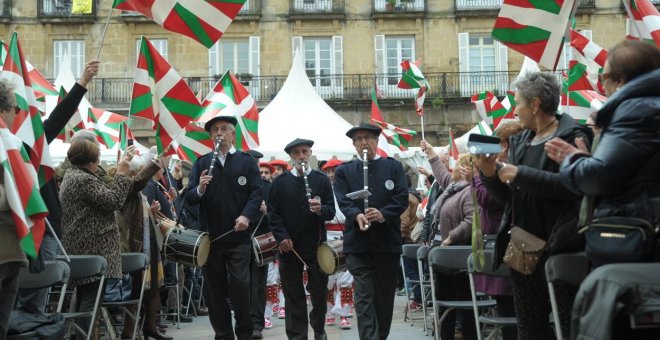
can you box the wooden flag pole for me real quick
[95,6,114,60]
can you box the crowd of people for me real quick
[0,38,659,340]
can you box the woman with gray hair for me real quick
[476,71,592,339]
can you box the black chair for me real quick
[428,246,496,340]
[101,253,149,340]
[545,252,589,340]
[467,252,517,340]
[57,255,107,340]
[7,261,71,339]
[401,244,422,325]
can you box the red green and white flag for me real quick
[397,59,430,90]
[112,0,247,48]
[118,121,135,151]
[88,108,127,149]
[171,122,213,162]
[471,91,511,129]
[501,90,517,117]
[131,36,202,154]
[370,84,385,122]
[561,88,607,123]
[492,0,578,70]
[567,50,604,94]
[570,29,608,67]
[199,70,259,151]
[0,122,48,259]
[1,32,53,186]
[372,119,417,151]
[369,85,401,157]
[625,0,660,46]
[0,40,6,67]
[448,128,459,169]
[27,62,58,115]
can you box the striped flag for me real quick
[397,59,430,90]
[369,85,402,157]
[26,62,58,115]
[625,0,660,46]
[1,32,53,186]
[131,36,203,155]
[371,84,385,122]
[372,119,417,151]
[501,90,517,117]
[171,122,213,162]
[0,122,48,259]
[561,89,607,123]
[118,121,134,151]
[492,0,578,70]
[112,0,247,48]
[88,108,127,149]
[567,48,604,94]
[199,70,259,151]
[471,91,511,129]
[570,29,608,67]
[448,128,459,169]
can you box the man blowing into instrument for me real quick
[184,115,263,340]
[332,123,408,340]
[268,138,335,340]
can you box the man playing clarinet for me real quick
[185,114,262,340]
[333,123,408,340]
[268,138,335,340]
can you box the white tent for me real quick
[257,49,357,160]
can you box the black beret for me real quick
[245,150,263,159]
[204,116,238,131]
[284,138,314,154]
[345,123,382,139]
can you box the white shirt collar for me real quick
[218,146,236,158]
[290,165,312,177]
[359,154,380,161]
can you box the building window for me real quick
[469,35,496,73]
[304,38,332,87]
[458,32,508,96]
[385,36,415,85]
[136,38,168,63]
[209,39,249,78]
[53,40,85,79]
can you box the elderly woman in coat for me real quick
[60,139,134,339]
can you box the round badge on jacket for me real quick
[238,176,247,186]
[385,179,394,190]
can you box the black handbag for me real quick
[580,216,658,267]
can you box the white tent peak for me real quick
[257,48,356,160]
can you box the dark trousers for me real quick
[1,262,22,338]
[203,242,253,340]
[250,259,268,331]
[495,295,517,340]
[347,253,399,340]
[402,256,421,302]
[433,271,477,340]
[15,233,58,314]
[279,251,328,340]
[75,280,106,340]
[510,263,577,340]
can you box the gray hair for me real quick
[71,129,99,144]
[128,155,146,173]
[512,71,560,115]
[0,79,15,112]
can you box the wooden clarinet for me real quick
[363,148,369,229]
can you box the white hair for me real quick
[128,155,146,173]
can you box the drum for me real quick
[317,240,346,275]
[163,228,210,267]
[252,232,278,267]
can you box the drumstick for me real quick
[291,248,309,270]
[250,213,266,238]
[211,229,235,243]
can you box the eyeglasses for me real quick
[352,136,376,143]
[598,72,611,83]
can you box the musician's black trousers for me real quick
[347,253,400,340]
[203,242,253,340]
[279,252,328,340]
[250,258,268,331]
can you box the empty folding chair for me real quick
[467,252,517,340]
[545,252,589,340]
[401,244,422,325]
[428,246,496,340]
[7,261,71,339]
[102,253,149,340]
[417,245,432,336]
[57,255,107,340]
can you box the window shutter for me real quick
[332,35,343,98]
[374,35,385,74]
[249,36,260,76]
[209,42,218,77]
[458,32,469,96]
[292,36,303,58]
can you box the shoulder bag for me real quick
[502,191,549,275]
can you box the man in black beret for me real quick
[185,114,263,340]
[332,123,408,340]
[268,138,335,340]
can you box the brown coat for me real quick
[61,167,132,285]
[400,193,421,244]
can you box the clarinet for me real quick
[207,137,222,174]
[301,161,312,202]
[363,149,369,229]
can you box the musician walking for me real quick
[185,115,263,340]
[333,123,408,340]
[268,138,335,340]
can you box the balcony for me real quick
[38,0,96,22]
[289,0,345,20]
[84,71,545,109]
[236,0,261,21]
[0,0,11,21]
[373,0,426,18]
[455,0,595,15]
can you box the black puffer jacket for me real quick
[560,68,660,224]
[482,113,593,268]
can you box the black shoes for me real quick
[251,330,263,339]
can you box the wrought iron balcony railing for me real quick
[374,0,426,13]
[84,71,543,107]
[0,0,11,19]
[38,0,96,19]
[290,0,344,15]
[456,0,594,11]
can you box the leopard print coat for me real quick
[60,166,132,285]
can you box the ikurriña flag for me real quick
[112,0,247,48]
[625,0,660,46]
[371,119,417,151]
